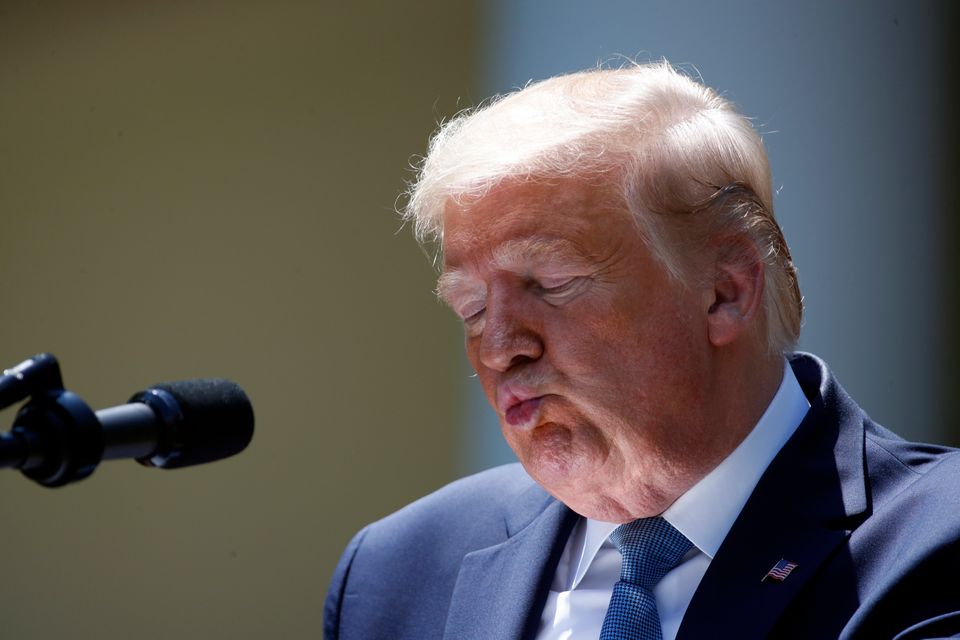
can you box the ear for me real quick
[706,236,765,348]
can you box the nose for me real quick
[476,291,544,372]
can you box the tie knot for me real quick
[610,516,692,590]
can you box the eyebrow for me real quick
[435,269,477,305]
[437,237,586,304]
[491,237,584,268]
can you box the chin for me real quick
[512,422,596,480]
[511,423,625,516]
[517,441,674,522]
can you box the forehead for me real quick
[440,178,629,271]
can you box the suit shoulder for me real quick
[837,452,960,638]
[361,463,550,550]
[864,424,960,505]
[406,462,542,510]
[865,421,959,475]
[888,448,960,511]
[325,465,563,639]
[376,463,542,525]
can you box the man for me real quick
[324,63,960,639]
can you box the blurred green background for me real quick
[1,1,471,637]
[1,1,955,638]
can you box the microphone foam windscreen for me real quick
[148,378,254,468]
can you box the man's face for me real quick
[439,178,719,522]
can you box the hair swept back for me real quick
[401,61,802,353]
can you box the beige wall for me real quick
[0,1,472,637]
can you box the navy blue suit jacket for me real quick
[324,354,960,638]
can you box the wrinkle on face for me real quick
[440,177,720,522]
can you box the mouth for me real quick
[505,396,543,429]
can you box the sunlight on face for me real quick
[440,178,716,522]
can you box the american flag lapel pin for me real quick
[762,559,799,582]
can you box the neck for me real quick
[699,343,785,478]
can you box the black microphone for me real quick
[103,379,255,468]
[0,378,254,486]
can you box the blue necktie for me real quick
[599,516,693,640]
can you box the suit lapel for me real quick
[443,492,578,640]
[677,354,869,639]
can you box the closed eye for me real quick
[463,307,486,324]
[456,299,486,325]
[460,305,486,336]
[539,279,575,294]
[535,277,584,298]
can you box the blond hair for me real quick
[402,62,802,353]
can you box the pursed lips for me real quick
[498,383,545,429]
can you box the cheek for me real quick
[552,307,655,383]
[562,304,708,421]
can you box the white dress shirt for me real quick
[536,360,810,640]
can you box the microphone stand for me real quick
[0,353,105,487]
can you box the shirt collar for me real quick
[569,360,810,588]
